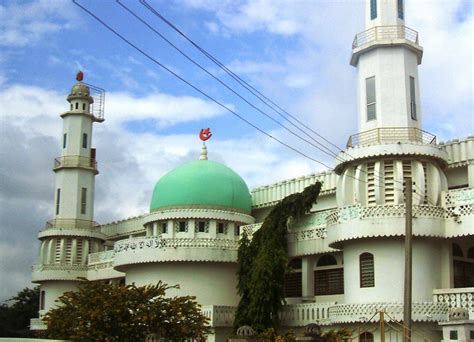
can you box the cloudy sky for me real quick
[0,0,472,302]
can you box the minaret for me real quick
[351,0,423,132]
[31,72,105,327]
[330,0,449,309]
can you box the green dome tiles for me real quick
[150,160,252,214]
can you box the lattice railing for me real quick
[346,127,436,148]
[114,237,239,253]
[53,155,97,170]
[45,218,99,230]
[352,25,419,49]
[433,288,474,312]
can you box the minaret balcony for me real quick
[346,127,436,148]
[351,25,423,66]
[45,218,99,230]
[53,155,98,174]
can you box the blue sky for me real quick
[0,0,473,301]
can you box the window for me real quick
[370,0,377,20]
[161,222,168,234]
[360,253,375,287]
[284,272,302,298]
[217,222,227,234]
[398,0,404,19]
[449,330,458,340]
[366,77,376,121]
[195,221,208,233]
[82,133,88,149]
[317,254,338,267]
[40,291,45,311]
[176,221,187,233]
[288,258,302,270]
[80,188,87,215]
[470,330,474,340]
[75,102,78,109]
[409,76,417,120]
[314,268,344,295]
[359,332,374,342]
[70,103,73,110]
[453,243,463,257]
[453,260,474,288]
[82,103,86,110]
[468,247,474,259]
[234,225,241,236]
[56,189,61,215]
[63,133,67,149]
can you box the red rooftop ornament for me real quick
[199,128,212,141]
[76,70,84,82]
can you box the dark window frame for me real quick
[366,76,376,121]
[80,187,87,215]
[82,133,88,149]
[360,253,375,288]
[370,0,377,20]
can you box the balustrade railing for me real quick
[433,288,474,312]
[88,250,115,264]
[352,25,419,49]
[346,127,436,148]
[54,155,97,170]
[32,263,88,272]
[45,218,99,230]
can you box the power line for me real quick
[138,0,408,190]
[72,0,334,171]
[116,0,342,161]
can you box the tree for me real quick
[42,280,210,341]
[234,182,322,331]
[0,286,39,337]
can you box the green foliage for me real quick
[0,286,39,337]
[234,182,322,332]
[258,328,296,342]
[323,328,352,342]
[43,280,210,341]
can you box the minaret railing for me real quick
[346,127,436,148]
[352,25,419,49]
[53,156,97,171]
[45,218,99,230]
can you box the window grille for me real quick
[360,253,375,287]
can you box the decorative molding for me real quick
[329,302,448,324]
[144,208,255,226]
[114,237,239,253]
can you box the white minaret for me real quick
[351,0,423,132]
[32,72,105,326]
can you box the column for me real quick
[302,256,315,298]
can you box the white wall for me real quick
[125,262,240,306]
[343,238,442,303]
[39,281,79,315]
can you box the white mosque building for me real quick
[31,0,473,341]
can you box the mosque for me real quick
[30,0,473,341]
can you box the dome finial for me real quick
[199,128,212,160]
[76,70,84,82]
[200,142,208,160]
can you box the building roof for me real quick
[150,159,252,214]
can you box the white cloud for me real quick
[0,0,77,47]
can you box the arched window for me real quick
[284,258,302,298]
[314,254,343,295]
[452,243,463,257]
[360,253,375,288]
[317,254,338,267]
[359,332,374,342]
[288,258,302,270]
[40,290,45,310]
[75,102,78,109]
[82,103,86,110]
[467,247,474,259]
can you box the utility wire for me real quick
[140,0,344,157]
[116,0,342,161]
[74,1,422,195]
[72,0,334,171]
[139,0,408,189]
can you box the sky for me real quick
[0,0,472,302]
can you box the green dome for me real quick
[150,160,252,214]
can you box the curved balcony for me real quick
[352,25,418,49]
[53,155,98,174]
[113,237,239,269]
[39,218,104,239]
[351,25,422,65]
[329,302,447,324]
[346,127,435,148]
[326,204,446,247]
[32,263,87,282]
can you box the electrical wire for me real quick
[72,0,334,171]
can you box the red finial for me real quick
[76,70,84,82]
[199,128,212,141]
